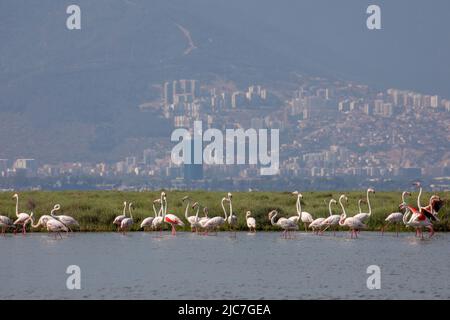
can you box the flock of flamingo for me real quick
[0,182,444,240]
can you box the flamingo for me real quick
[198,207,210,233]
[32,205,68,239]
[31,214,53,230]
[407,182,437,238]
[290,191,313,232]
[246,211,256,233]
[402,204,434,239]
[269,210,298,239]
[151,193,165,234]
[339,195,366,238]
[120,202,134,234]
[353,188,375,223]
[226,193,238,237]
[113,201,127,231]
[182,196,201,232]
[12,193,32,234]
[381,191,411,236]
[140,198,161,231]
[162,193,185,235]
[0,215,15,236]
[321,198,340,236]
[202,197,228,235]
[51,205,80,232]
[308,215,326,235]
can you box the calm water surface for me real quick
[1,232,449,299]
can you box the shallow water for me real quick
[0,231,449,299]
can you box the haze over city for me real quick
[1,0,449,190]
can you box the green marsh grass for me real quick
[0,190,448,232]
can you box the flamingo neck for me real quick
[195,206,200,218]
[417,187,422,211]
[15,196,19,217]
[123,202,127,217]
[297,195,302,216]
[129,205,133,220]
[366,189,372,216]
[328,200,333,217]
[184,200,191,220]
[152,203,159,218]
[270,213,277,226]
[221,199,228,220]
[339,197,347,220]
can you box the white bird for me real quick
[113,201,127,231]
[339,195,366,239]
[51,204,80,232]
[33,205,68,239]
[309,216,326,234]
[120,202,134,234]
[151,193,165,234]
[45,218,69,239]
[321,198,340,236]
[246,211,256,233]
[352,188,375,223]
[381,191,411,236]
[203,197,228,235]
[31,214,53,230]
[182,196,201,232]
[0,215,15,236]
[290,191,314,232]
[198,207,210,232]
[162,193,185,235]
[140,198,161,231]
[226,192,238,237]
[12,193,32,234]
[269,210,298,239]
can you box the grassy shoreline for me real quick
[1,190,448,232]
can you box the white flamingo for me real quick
[0,215,15,236]
[226,193,238,236]
[151,193,165,234]
[202,197,228,235]
[31,214,53,230]
[113,201,127,231]
[162,193,185,235]
[321,198,340,236]
[182,196,201,232]
[140,198,161,231]
[246,211,256,233]
[198,207,210,233]
[309,215,326,235]
[12,193,32,234]
[353,188,375,223]
[381,191,411,236]
[339,195,366,238]
[269,210,298,239]
[33,205,68,239]
[51,205,80,232]
[290,191,313,232]
[120,202,134,234]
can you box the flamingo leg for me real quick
[429,226,434,238]
[396,224,399,237]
